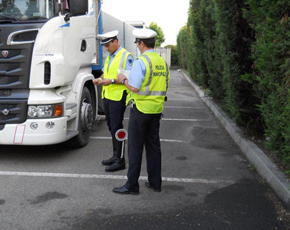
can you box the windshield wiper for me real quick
[0,15,19,21]
[26,16,47,20]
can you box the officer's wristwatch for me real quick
[122,78,127,84]
[111,79,115,84]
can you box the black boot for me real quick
[102,151,117,166]
[102,136,117,166]
[105,158,125,172]
[105,138,126,172]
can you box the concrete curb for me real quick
[181,70,290,209]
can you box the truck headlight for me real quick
[27,104,63,118]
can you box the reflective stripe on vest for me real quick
[119,51,129,69]
[136,54,169,96]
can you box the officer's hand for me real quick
[93,78,102,85]
[101,79,112,86]
[116,73,126,84]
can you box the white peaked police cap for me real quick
[133,28,157,43]
[97,30,119,45]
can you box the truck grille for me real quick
[0,63,20,71]
[0,23,43,126]
[0,23,41,90]
[0,50,28,88]
[0,89,11,96]
[0,101,27,124]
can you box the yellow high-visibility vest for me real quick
[133,52,170,114]
[102,48,132,101]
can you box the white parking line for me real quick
[160,139,187,143]
[90,136,187,143]
[0,171,234,185]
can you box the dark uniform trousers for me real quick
[103,91,127,158]
[125,105,162,190]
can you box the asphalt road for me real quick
[0,70,288,230]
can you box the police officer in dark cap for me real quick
[113,28,170,194]
[93,30,134,172]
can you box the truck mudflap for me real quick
[0,117,68,145]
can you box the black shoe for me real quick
[145,181,161,192]
[113,185,139,195]
[102,156,117,166]
[105,159,125,172]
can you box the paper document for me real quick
[118,68,130,80]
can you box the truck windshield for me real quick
[0,0,54,21]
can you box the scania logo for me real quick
[2,50,9,58]
[2,109,9,116]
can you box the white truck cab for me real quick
[0,0,102,147]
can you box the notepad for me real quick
[118,68,130,80]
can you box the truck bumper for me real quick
[0,117,68,145]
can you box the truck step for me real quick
[65,130,79,141]
[65,103,77,119]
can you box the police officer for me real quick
[93,30,134,172]
[113,28,170,194]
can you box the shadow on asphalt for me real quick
[69,179,286,230]
[0,143,75,161]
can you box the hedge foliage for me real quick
[165,45,178,66]
[177,0,290,167]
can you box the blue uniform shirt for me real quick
[128,50,156,90]
[102,46,134,72]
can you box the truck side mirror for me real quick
[69,0,88,16]
[54,0,61,16]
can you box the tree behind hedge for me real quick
[148,22,165,47]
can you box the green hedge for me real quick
[165,45,178,67]
[177,26,188,70]
[243,0,290,165]
[178,0,290,167]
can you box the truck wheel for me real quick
[71,86,94,147]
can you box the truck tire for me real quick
[70,86,94,148]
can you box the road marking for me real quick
[0,171,234,185]
[90,136,187,143]
[160,139,186,143]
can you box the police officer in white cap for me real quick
[113,28,171,194]
[93,30,134,172]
